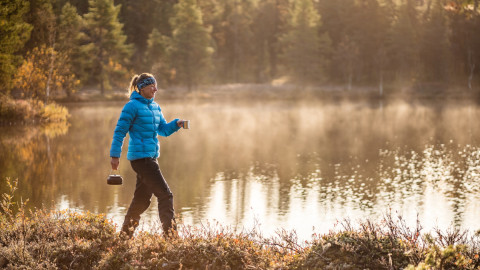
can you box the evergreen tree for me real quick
[318,0,357,82]
[197,0,223,33]
[388,0,420,83]
[377,0,397,94]
[197,0,223,82]
[26,0,59,103]
[168,0,213,90]
[117,0,176,71]
[351,0,390,84]
[420,0,449,82]
[280,0,331,83]
[252,0,288,82]
[333,36,359,90]
[57,0,89,15]
[58,3,83,64]
[57,3,84,96]
[0,0,33,93]
[146,28,172,86]
[82,0,132,94]
[318,0,356,46]
[203,0,256,83]
[24,0,56,51]
[449,1,480,89]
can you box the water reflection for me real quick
[0,121,69,206]
[1,100,480,239]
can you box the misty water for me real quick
[1,98,480,239]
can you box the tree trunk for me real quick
[347,72,352,91]
[99,56,105,95]
[379,71,384,97]
[233,0,239,82]
[46,48,55,104]
[268,39,278,79]
[376,47,386,97]
[99,27,105,95]
[186,58,192,91]
[45,29,56,104]
[468,48,475,90]
[254,41,265,83]
[346,60,353,91]
[100,66,105,95]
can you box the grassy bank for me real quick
[1,179,479,269]
[0,94,69,125]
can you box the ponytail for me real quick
[127,75,140,96]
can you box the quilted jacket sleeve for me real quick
[110,102,136,158]
[157,110,181,137]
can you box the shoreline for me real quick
[52,83,480,104]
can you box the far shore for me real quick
[54,82,480,104]
[2,82,479,126]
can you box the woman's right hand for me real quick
[111,157,120,170]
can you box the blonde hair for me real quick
[128,73,155,96]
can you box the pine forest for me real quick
[1,0,480,99]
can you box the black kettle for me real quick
[107,170,123,185]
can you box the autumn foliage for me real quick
[13,46,79,101]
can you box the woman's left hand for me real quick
[177,120,185,127]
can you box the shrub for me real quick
[1,177,479,269]
[40,102,70,122]
[0,94,33,122]
[0,94,69,124]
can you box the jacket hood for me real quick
[130,90,153,104]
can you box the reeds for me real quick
[1,177,479,269]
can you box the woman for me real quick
[110,73,186,237]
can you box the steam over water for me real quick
[1,99,480,239]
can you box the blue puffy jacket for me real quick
[110,91,181,160]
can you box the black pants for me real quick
[121,158,176,236]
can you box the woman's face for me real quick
[140,83,157,99]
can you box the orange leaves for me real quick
[13,45,79,101]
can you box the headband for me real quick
[136,77,156,90]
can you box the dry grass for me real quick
[0,94,69,124]
[1,178,479,269]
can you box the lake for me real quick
[1,98,480,239]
